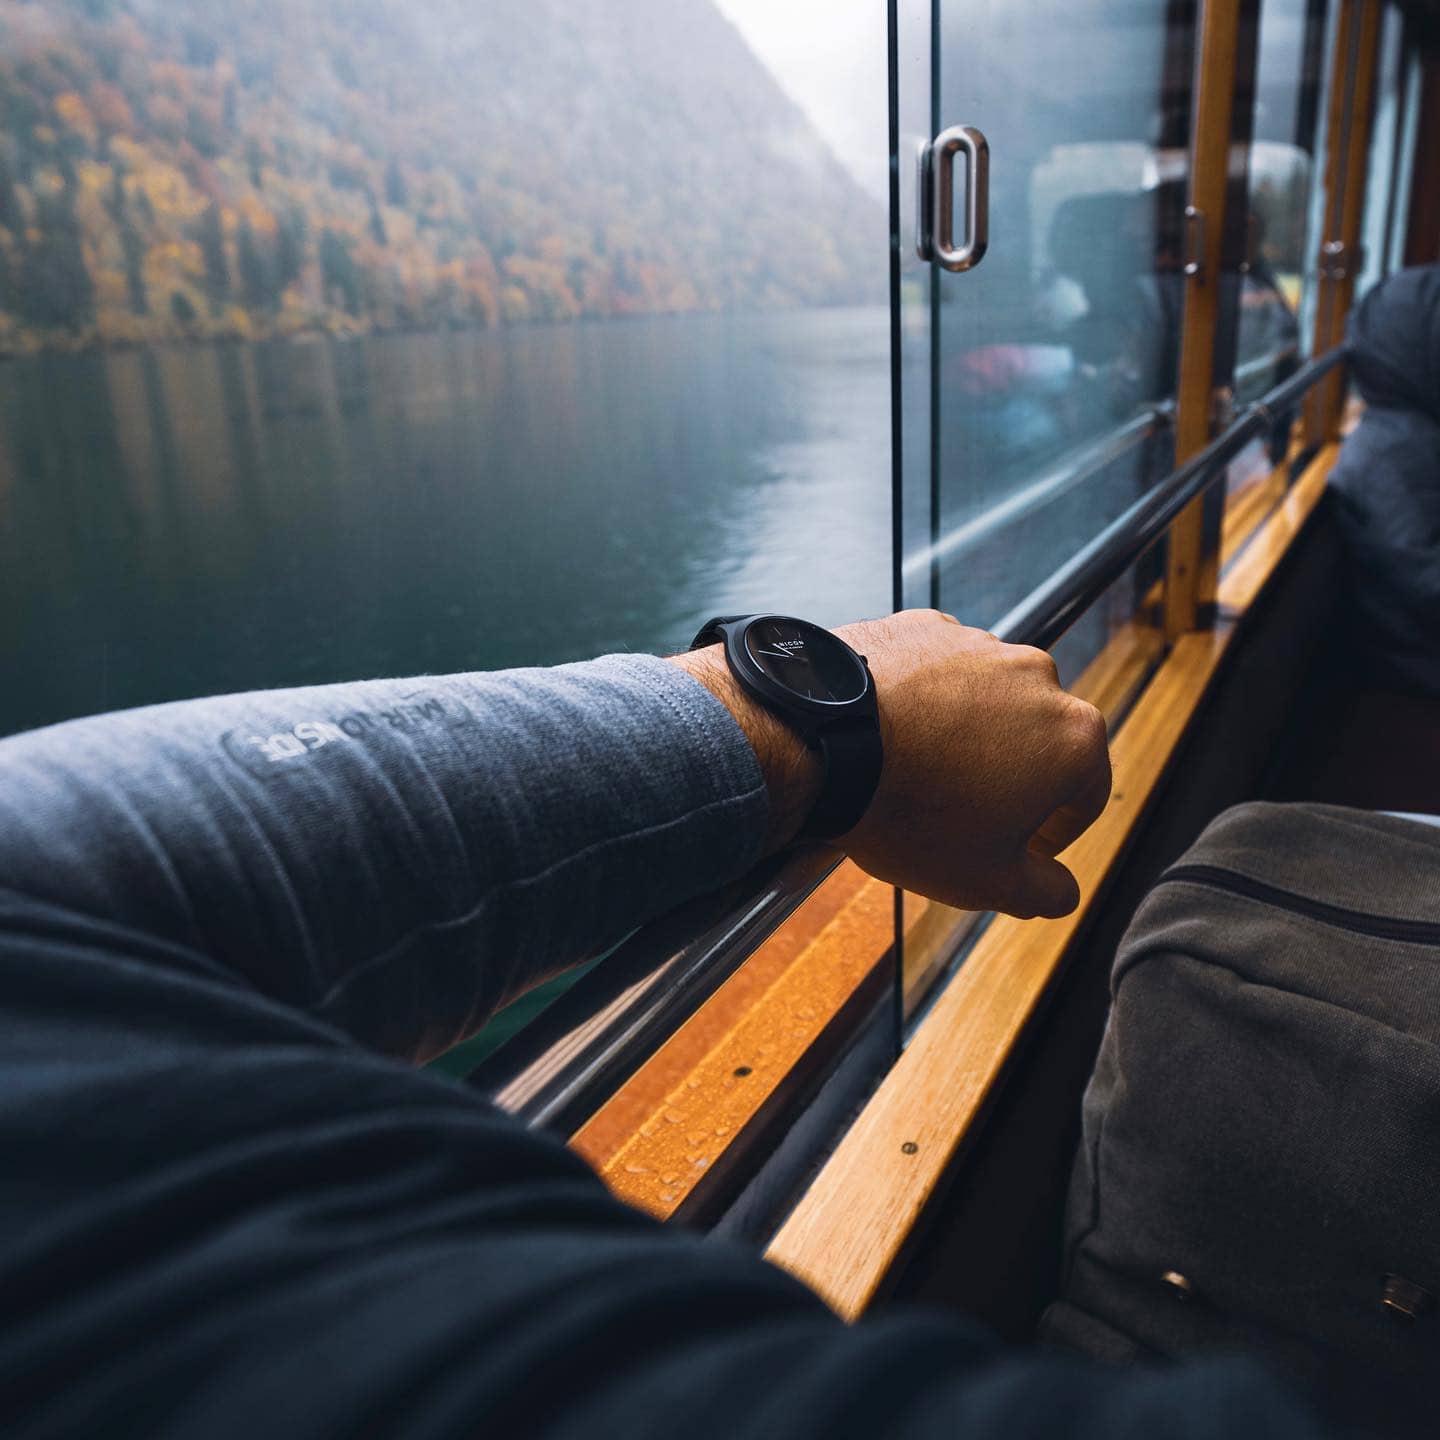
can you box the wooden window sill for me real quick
[571,435,1345,1237]
[763,440,1342,1318]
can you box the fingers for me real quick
[1015,697,1108,912]
[1005,852,1082,919]
[1034,705,1112,856]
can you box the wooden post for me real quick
[1163,0,1257,642]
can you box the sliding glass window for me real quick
[0,2,895,1069]
[905,0,1195,688]
[1222,0,1334,547]
[1236,0,1332,409]
[1357,2,1416,299]
[0,2,893,739]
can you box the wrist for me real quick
[666,645,824,854]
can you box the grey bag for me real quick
[1044,802,1440,1386]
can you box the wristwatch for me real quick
[689,614,883,841]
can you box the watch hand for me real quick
[755,649,804,660]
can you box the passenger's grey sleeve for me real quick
[0,656,768,1061]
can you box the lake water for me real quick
[0,309,896,738]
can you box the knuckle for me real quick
[1012,643,1058,677]
[1058,696,1107,758]
[921,607,965,629]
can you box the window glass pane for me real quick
[0,2,892,742]
[1387,45,1422,274]
[909,0,1194,668]
[1356,2,1407,300]
[897,0,1193,1024]
[1220,432,1291,567]
[1236,0,1332,404]
[896,0,934,616]
[0,2,895,1081]
[900,551,1161,1025]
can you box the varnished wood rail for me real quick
[572,593,1171,1218]
[763,442,1341,1319]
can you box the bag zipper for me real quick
[1160,863,1440,945]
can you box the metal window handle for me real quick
[924,124,989,272]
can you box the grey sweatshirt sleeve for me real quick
[0,655,768,1061]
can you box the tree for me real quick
[170,290,198,327]
[367,192,387,247]
[20,188,95,330]
[319,229,361,315]
[196,200,229,314]
[384,157,407,208]
[237,215,273,312]
[274,209,306,293]
[120,221,149,315]
[106,170,148,315]
[187,101,225,160]
[90,83,134,139]
[0,155,22,234]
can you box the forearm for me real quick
[0,655,769,1061]
[666,645,824,852]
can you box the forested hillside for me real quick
[0,0,881,353]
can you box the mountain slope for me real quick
[0,0,883,352]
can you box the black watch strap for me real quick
[689,616,742,650]
[689,614,882,843]
[803,718,884,841]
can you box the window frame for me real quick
[473,0,1392,1251]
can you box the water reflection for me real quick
[0,309,891,737]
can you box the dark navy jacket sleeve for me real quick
[0,659,1329,1438]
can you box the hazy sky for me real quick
[713,0,889,201]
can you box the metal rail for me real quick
[993,345,1347,650]
[473,343,1348,1133]
[1233,344,1300,391]
[470,844,840,1130]
[900,403,1172,586]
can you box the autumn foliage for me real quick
[0,0,878,354]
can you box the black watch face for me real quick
[742,618,867,704]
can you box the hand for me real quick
[834,611,1111,919]
[671,610,1111,920]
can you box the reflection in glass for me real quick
[1236,0,1331,407]
[893,0,1195,1025]
[1357,4,1412,302]
[907,0,1193,683]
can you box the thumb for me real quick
[1005,852,1082,920]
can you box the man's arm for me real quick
[674,610,1112,917]
[0,613,1329,1440]
[0,653,772,1062]
[0,611,1107,1061]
